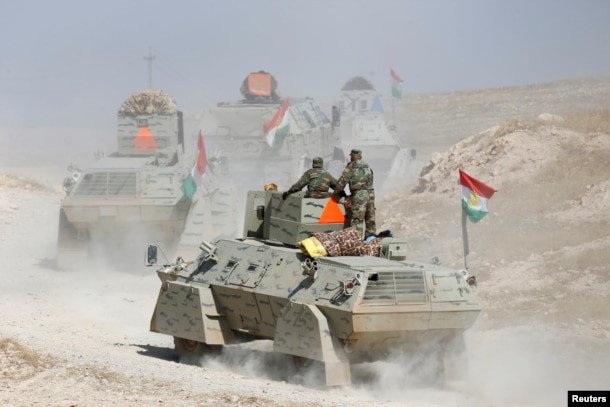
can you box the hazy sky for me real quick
[2,0,610,130]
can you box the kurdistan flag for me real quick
[459,169,496,223]
[181,131,207,200]
[263,97,291,147]
[390,67,403,99]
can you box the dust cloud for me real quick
[465,326,610,407]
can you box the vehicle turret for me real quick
[239,71,280,102]
[117,89,184,156]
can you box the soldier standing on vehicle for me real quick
[332,149,375,239]
[282,157,338,199]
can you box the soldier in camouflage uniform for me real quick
[333,149,375,238]
[282,157,338,199]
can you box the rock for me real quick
[537,113,565,123]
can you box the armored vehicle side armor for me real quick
[58,89,237,269]
[147,190,481,386]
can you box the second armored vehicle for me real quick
[147,190,481,386]
[198,71,342,191]
[58,89,238,269]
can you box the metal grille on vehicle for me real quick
[362,270,426,305]
[72,172,137,198]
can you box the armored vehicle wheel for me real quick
[291,355,326,386]
[292,355,314,369]
[173,337,221,364]
[57,208,90,269]
[429,351,446,387]
[443,334,468,382]
[415,345,446,387]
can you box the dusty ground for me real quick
[1,78,610,406]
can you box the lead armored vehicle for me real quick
[58,89,238,269]
[334,76,417,193]
[198,71,342,191]
[147,190,481,386]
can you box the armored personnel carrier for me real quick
[198,71,342,190]
[57,89,238,270]
[334,76,417,193]
[146,190,481,386]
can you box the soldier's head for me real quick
[312,157,323,168]
[349,149,362,161]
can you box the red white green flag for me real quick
[459,169,496,223]
[263,97,291,147]
[181,131,207,200]
[390,67,403,99]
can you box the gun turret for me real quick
[239,71,280,102]
[116,89,185,156]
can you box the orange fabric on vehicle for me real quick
[318,198,345,224]
[248,73,272,96]
[134,127,157,152]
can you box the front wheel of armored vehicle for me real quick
[292,355,314,369]
[57,208,90,269]
[429,350,446,388]
[173,337,222,364]
[443,334,469,386]
[290,355,326,387]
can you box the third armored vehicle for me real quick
[146,190,481,386]
[58,89,238,269]
[198,71,342,191]
[334,76,417,193]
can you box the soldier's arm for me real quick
[288,172,310,194]
[333,168,350,196]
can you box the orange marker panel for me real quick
[248,73,272,96]
[134,127,157,152]
[318,198,345,224]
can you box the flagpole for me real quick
[461,209,470,270]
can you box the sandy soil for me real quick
[1,79,609,407]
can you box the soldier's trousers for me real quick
[350,190,376,238]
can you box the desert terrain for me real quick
[1,77,609,406]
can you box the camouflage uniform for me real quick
[334,149,375,238]
[286,157,338,199]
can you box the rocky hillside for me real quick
[377,111,610,335]
[392,76,610,166]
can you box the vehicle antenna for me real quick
[143,47,156,89]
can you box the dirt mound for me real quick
[377,112,610,334]
[0,174,50,191]
[0,338,55,381]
